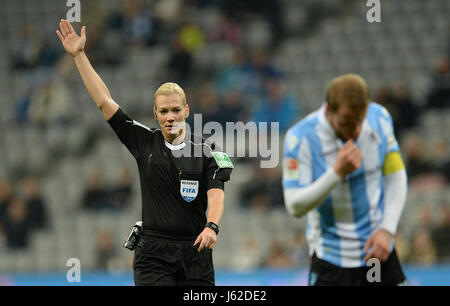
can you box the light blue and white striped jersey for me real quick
[283,103,400,268]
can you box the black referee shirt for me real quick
[108,108,232,240]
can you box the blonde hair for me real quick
[154,82,186,107]
[326,74,370,113]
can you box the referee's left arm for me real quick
[206,188,224,228]
[193,188,224,252]
[194,150,232,252]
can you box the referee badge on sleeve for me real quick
[212,152,234,169]
[180,180,199,203]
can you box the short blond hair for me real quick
[154,82,186,107]
[326,74,370,113]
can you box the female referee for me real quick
[56,19,233,286]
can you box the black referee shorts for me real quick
[309,250,407,286]
[133,236,215,286]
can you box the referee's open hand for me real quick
[194,227,217,252]
[56,19,86,57]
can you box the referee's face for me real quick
[327,105,367,141]
[154,93,189,142]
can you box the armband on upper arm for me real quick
[382,152,405,175]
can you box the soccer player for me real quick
[282,74,407,285]
[56,19,233,285]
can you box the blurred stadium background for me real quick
[0,0,449,285]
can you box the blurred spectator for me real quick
[247,49,281,98]
[166,38,194,85]
[109,0,157,48]
[154,0,183,29]
[177,19,205,54]
[403,133,430,180]
[375,86,393,107]
[239,164,284,210]
[215,48,281,104]
[242,14,272,51]
[111,167,133,210]
[251,75,301,133]
[303,0,330,34]
[389,84,420,139]
[85,19,124,66]
[0,180,14,227]
[416,204,435,233]
[15,85,37,124]
[407,228,437,265]
[230,236,261,271]
[81,170,113,211]
[95,228,117,270]
[214,48,253,97]
[14,68,53,125]
[247,193,271,212]
[403,134,448,190]
[193,84,224,125]
[426,55,450,109]
[220,0,283,49]
[261,238,293,268]
[22,176,48,231]
[15,55,78,128]
[220,90,248,124]
[258,0,284,48]
[431,205,450,262]
[11,25,44,70]
[28,57,77,129]
[11,24,60,70]
[207,10,242,45]
[2,198,32,250]
[36,40,61,68]
[428,140,450,182]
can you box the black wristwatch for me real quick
[205,222,219,235]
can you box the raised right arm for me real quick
[72,51,119,120]
[57,19,118,120]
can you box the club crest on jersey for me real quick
[284,158,299,180]
[180,180,199,203]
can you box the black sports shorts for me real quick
[133,236,215,286]
[309,250,407,286]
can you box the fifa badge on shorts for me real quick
[180,180,199,202]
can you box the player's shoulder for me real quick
[367,102,395,130]
[284,109,321,154]
[286,108,321,139]
[126,117,160,136]
[190,134,234,170]
[366,103,397,142]
[367,102,392,120]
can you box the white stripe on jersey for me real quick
[317,110,361,267]
[126,119,158,133]
[307,210,323,259]
[298,137,312,186]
